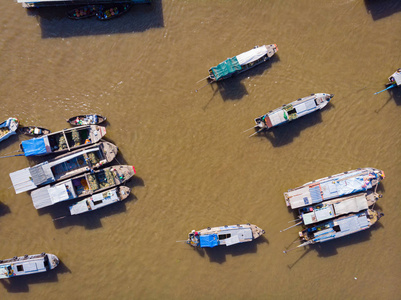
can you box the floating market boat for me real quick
[187,224,265,248]
[298,191,381,226]
[66,114,106,126]
[374,68,401,95]
[252,93,333,134]
[19,126,51,137]
[207,44,278,82]
[0,118,19,143]
[67,5,101,19]
[10,141,118,194]
[69,186,131,215]
[284,167,385,209]
[20,125,106,157]
[294,209,383,250]
[0,253,59,279]
[31,165,135,209]
[96,3,132,20]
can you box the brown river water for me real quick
[0,0,400,299]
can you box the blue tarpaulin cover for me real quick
[199,234,219,248]
[211,57,242,80]
[22,138,48,156]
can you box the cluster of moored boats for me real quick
[0,114,136,278]
[0,43,398,277]
[185,46,397,250]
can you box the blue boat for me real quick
[187,224,264,248]
[208,44,278,82]
[0,118,19,143]
[296,209,383,248]
[284,167,385,209]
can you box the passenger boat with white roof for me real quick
[187,224,265,248]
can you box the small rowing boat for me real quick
[187,224,264,248]
[67,5,101,19]
[296,209,383,248]
[284,167,385,209]
[66,114,106,126]
[96,3,132,21]
[69,186,131,215]
[0,253,59,279]
[207,44,278,82]
[10,141,118,194]
[31,165,136,209]
[20,125,106,157]
[252,93,333,135]
[0,118,19,143]
[19,126,51,137]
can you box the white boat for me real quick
[10,142,118,194]
[0,253,59,279]
[0,118,19,143]
[69,186,131,215]
[187,224,265,248]
[284,167,385,209]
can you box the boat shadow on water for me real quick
[0,260,70,293]
[375,88,401,113]
[195,235,269,264]
[26,0,164,39]
[213,56,281,102]
[257,103,334,147]
[364,0,401,21]
[0,202,11,217]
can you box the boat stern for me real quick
[187,230,200,247]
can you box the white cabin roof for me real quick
[236,46,268,65]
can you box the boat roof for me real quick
[199,234,219,248]
[10,146,101,194]
[236,46,269,65]
[31,180,74,209]
[198,226,253,247]
[21,136,51,156]
[286,169,379,209]
[211,57,241,81]
[70,188,119,215]
[389,69,401,86]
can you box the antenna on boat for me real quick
[195,81,212,93]
[374,84,396,95]
[280,221,302,232]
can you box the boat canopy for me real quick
[21,137,50,156]
[236,46,268,65]
[210,57,242,81]
[199,234,219,248]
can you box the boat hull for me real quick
[19,126,51,136]
[0,118,19,143]
[66,114,106,126]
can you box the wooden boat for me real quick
[31,165,136,209]
[67,5,101,20]
[374,68,401,95]
[69,186,131,215]
[66,114,106,126]
[295,209,383,249]
[96,3,132,21]
[298,191,381,226]
[0,118,19,143]
[252,93,333,135]
[284,168,385,209]
[10,141,118,194]
[19,126,51,137]
[187,224,264,248]
[208,44,278,82]
[20,125,106,157]
[0,253,59,279]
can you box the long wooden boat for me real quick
[0,118,19,143]
[69,186,131,215]
[187,224,265,248]
[298,191,381,226]
[20,125,106,157]
[10,141,118,194]
[295,209,383,248]
[208,44,278,82]
[284,167,385,209]
[0,253,59,279]
[96,3,132,20]
[19,126,51,137]
[66,114,106,126]
[67,5,101,20]
[31,165,136,209]
[252,93,333,134]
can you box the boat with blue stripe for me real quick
[187,224,264,248]
[284,167,385,209]
[0,118,19,143]
[252,93,333,135]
